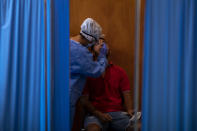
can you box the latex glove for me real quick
[99,42,108,57]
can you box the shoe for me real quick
[130,112,141,122]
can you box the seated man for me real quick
[80,39,134,131]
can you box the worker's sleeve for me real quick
[77,49,108,78]
[119,68,131,92]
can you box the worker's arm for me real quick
[80,95,112,122]
[123,91,134,116]
[72,48,108,78]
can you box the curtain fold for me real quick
[142,0,197,131]
[0,0,69,130]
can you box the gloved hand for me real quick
[99,42,108,57]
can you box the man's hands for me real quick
[127,109,135,117]
[93,110,112,122]
[80,96,112,123]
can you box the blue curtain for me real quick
[0,0,69,130]
[143,0,197,131]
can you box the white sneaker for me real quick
[130,112,141,122]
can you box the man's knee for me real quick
[87,124,101,131]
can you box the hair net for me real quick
[80,18,102,42]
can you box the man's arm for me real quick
[80,95,96,114]
[118,67,134,116]
[123,91,134,116]
[80,95,112,122]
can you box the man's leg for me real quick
[84,115,109,131]
[108,112,130,131]
[87,124,101,131]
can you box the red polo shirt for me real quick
[82,63,131,113]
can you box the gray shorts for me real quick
[84,111,130,131]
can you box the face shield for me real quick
[80,31,99,48]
